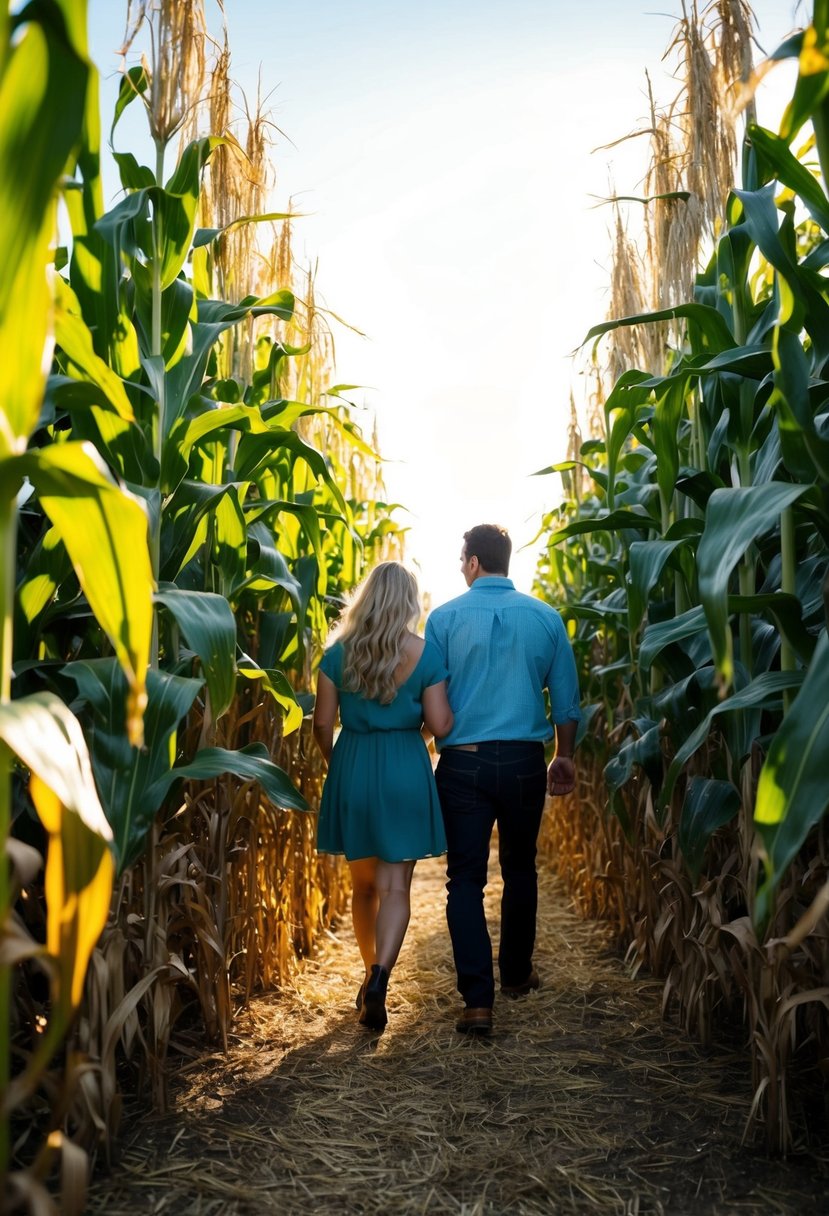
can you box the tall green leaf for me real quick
[18,441,153,744]
[678,777,742,882]
[662,670,805,809]
[163,743,308,814]
[697,482,807,685]
[0,13,87,453]
[154,586,237,720]
[628,539,687,634]
[754,631,829,927]
[65,658,203,871]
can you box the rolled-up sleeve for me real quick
[546,615,581,723]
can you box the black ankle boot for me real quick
[356,975,367,1010]
[359,964,389,1030]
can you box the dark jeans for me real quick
[435,741,547,1009]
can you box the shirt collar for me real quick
[469,576,514,592]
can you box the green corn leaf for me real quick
[16,441,153,745]
[244,501,327,589]
[154,586,237,720]
[679,777,742,882]
[736,185,829,366]
[544,507,660,549]
[566,604,615,624]
[690,345,774,379]
[94,138,223,293]
[159,743,308,813]
[652,379,686,513]
[748,124,829,233]
[531,460,609,494]
[211,485,247,592]
[156,137,223,289]
[65,658,203,872]
[0,15,87,453]
[161,480,237,581]
[604,721,662,795]
[234,428,349,516]
[674,471,725,512]
[713,221,757,343]
[16,525,72,630]
[729,592,817,665]
[263,398,381,460]
[583,303,737,358]
[111,64,149,139]
[54,278,134,421]
[112,150,155,190]
[164,293,294,431]
[236,521,303,604]
[754,630,829,927]
[159,278,195,369]
[627,539,688,635]
[777,28,829,148]
[771,329,829,482]
[661,670,806,810]
[603,371,653,509]
[639,606,708,673]
[161,402,274,495]
[697,482,808,685]
[192,211,301,248]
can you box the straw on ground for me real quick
[87,853,829,1216]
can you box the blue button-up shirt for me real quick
[425,577,581,747]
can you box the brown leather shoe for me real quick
[456,1007,493,1036]
[500,970,540,998]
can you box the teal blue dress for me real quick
[316,640,448,862]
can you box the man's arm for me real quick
[547,719,577,797]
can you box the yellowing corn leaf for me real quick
[32,774,114,1014]
[0,693,113,1015]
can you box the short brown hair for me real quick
[463,524,511,575]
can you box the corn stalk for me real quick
[534,1,829,1150]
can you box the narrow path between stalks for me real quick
[88,853,827,1216]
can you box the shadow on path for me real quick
[86,856,829,1215]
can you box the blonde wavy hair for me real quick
[329,562,420,704]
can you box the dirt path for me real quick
[87,855,829,1215]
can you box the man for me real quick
[425,524,580,1037]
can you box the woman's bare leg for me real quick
[374,860,416,971]
[348,857,379,973]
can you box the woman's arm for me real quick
[422,680,453,739]
[312,669,339,763]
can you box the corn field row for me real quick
[2,0,829,1211]
[2,1,404,1209]
[534,0,829,1155]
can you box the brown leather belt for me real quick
[442,741,539,753]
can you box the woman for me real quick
[313,562,453,1031]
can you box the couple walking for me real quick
[312,524,581,1036]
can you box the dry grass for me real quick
[86,852,829,1215]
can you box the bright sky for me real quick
[88,1,801,606]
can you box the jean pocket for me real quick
[437,758,480,811]
[516,769,547,813]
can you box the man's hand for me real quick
[547,755,575,797]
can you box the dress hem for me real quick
[316,848,447,863]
